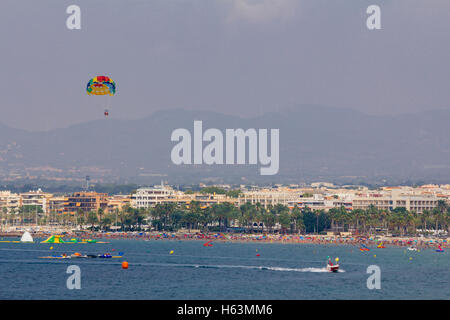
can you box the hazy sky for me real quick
[0,0,449,131]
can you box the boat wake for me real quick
[262,266,344,273]
[172,263,345,273]
[0,256,345,273]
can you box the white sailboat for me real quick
[20,231,34,243]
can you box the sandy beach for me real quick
[1,223,448,249]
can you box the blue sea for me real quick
[0,239,448,299]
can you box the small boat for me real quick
[327,263,339,272]
[326,257,340,272]
[70,252,88,258]
[40,253,123,259]
[98,253,123,258]
[40,254,72,259]
[407,246,417,251]
[436,245,444,253]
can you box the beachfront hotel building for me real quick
[131,185,178,208]
[19,189,53,214]
[351,193,441,214]
[0,191,21,213]
[350,186,447,214]
[287,195,353,212]
[129,184,448,214]
[165,193,237,209]
[236,185,447,213]
[48,196,68,216]
[131,185,237,209]
[1,184,449,221]
[106,195,131,213]
[64,191,108,215]
[237,188,303,208]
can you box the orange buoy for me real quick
[122,261,129,269]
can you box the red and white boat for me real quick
[327,263,339,272]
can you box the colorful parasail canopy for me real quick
[86,76,116,96]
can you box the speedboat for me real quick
[326,257,340,272]
[70,252,88,258]
[327,263,339,272]
[407,246,417,251]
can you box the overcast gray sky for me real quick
[0,0,449,131]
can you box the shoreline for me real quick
[1,230,447,248]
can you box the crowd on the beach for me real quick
[78,231,449,248]
[1,229,448,248]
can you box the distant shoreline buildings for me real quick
[1,183,449,218]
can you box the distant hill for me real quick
[0,105,449,185]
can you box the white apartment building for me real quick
[0,191,21,213]
[19,189,53,214]
[351,191,440,214]
[131,185,178,208]
[237,189,301,208]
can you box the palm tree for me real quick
[263,208,276,233]
[421,209,430,233]
[255,202,264,232]
[182,206,199,232]
[312,209,319,234]
[118,207,131,231]
[277,209,291,234]
[217,202,238,232]
[291,206,304,233]
[97,208,105,230]
[211,204,224,232]
[0,207,7,231]
[87,211,98,231]
[435,200,448,232]
[366,205,379,235]
[76,209,84,229]
[240,202,257,233]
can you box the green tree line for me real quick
[1,200,448,235]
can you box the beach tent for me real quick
[20,231,34,243]
[41,235,65,244]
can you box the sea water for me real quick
[0,239,448,299]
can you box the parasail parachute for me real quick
[86,76,116,96]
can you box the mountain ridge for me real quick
[0,106,449,185]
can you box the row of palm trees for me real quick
[328,200,449,236]
[1,200,449,236]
